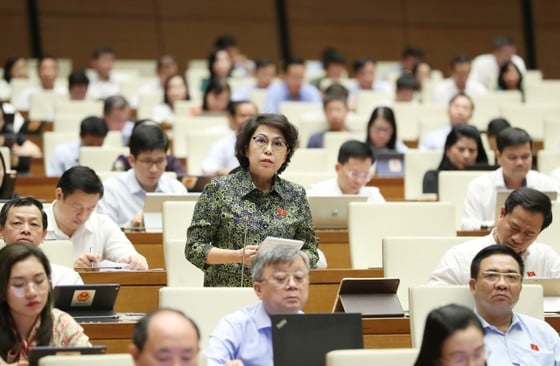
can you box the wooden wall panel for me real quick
[532,0,560,78]
[0,2,30,60]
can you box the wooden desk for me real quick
[16,176,58,200]
[82,320,136,353]
[126,232,165,269]
[79,270,166,313]
[367,177,403,201]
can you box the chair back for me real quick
[280,171,336,188]
[383,236,471,311]
[349,202,456,268]
[409,284,544,348]
[43,132,79,174]
[326,348,419,366]
[39,354,134,366]
[29,92,68,121]
[185,131,228,175]
[172,115,228,158]
[404,149,441,200]
[41,240,74,269]
[284,148,330,173]
[79,146,130,172]
[543,119,560,151]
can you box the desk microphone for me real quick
[240,215,249,287]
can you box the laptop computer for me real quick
[495,190,557,225]
[53,284,120,322]
[143,193,201,232]
[28,345,107,366]
[332,277,405,318]
[307,195,368,229]
[524,278,560,313]
[375,152,405,177]
[271,313,363,366]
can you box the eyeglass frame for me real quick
[259,271,309,288]
[136,157,168,169]
[481,271,522,285]
[251,134,288,152]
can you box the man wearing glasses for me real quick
[469,244,560,364]
[429,187,560,285]
[205,246,310,366]
[306,140,385,203]
[98,120,187,228]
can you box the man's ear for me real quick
[253,282,263,300]
[128,343,140,363]
[55,187,63,201]
[128,154,135,167]
[469,278,476,294]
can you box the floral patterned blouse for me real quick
[186,168,319,287]
[6,308,91,362]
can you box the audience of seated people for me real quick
[150,73,189,124]
[0,55,28,100]
[132,54,179,109]
[231,58,277,101]
[432,55,487,105]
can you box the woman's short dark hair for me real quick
[235,114,297,175]
[365,106,398,150]
[202,78,231,111]
[0,244,54,359]
[3,56,25,83]
[414,303,483,366]
[438,124,488,170]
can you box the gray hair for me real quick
[251,246,310,281]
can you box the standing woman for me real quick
[422,124,488,194]
[0,244,90,363]
[365,106,408,159]
[186,114,319,287]
[414,303,486,366]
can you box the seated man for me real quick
[231,58,277,101]
[429,187,560,285]
[394,74,420,102]
[87,46,121,100]
[206,246,310,366]
[0,196,83,285]
[46,165,148,269]
[432,54,487,105]
[103,95,134,146]
[307,94,350,148]
[98,121,187,228]
[462,127,558,230]
[307,140,385,203]
[263,56,321,113]
[469,244,560,364]
[47,116,108,177]
[419,92,474,151]
[201,100,258,176]
[129,308,200,366]
[68,69,90,101]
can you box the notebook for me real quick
[375,152,405,177]
[332,277,405,318]
[495,190,558,225]
[28,345,107,366]
[307,195,368,229]
[143,193,201,232]
[271,313,363,366]
[53,284,120,322]
[523,278,560,313]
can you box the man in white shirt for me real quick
[419,92,474,151]
[201,100,258,176]
[462,127,558,230]
[307,140,385,203]
[433,55,487,105]
[47,116,108,177]
[0,196,83,286]
[468,35,527,91]
[46,166,148,270]
[469,244,560,365]
[430,187,560,285]
[15,55,67,114]
[98,121,187,228]
[87,46,121,100]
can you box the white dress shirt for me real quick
[47,140,80,177]
[201,131,239,175]
[468,53,526,90]
[52,264,84,286]
[419,125,451,151]
[432,78,488,105]
[306,178,386,203]
[462,168,559,230]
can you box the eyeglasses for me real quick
[137,158,167,169]
[252,134,287,152]
[441,347,489,365]
[262,272,309,288]
[482,271,522,284]
[372,126,393,135]
[346,170,370,181]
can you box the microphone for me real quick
[240,215,249,287]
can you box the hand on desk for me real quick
[120,254,149,270]
[130,211,143,228]
[74,253,100,268]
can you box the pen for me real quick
[89,247,95,268]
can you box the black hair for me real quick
[396,74,420,91]
[503,187,553,232]
[207,47,232,79]
[322,93,347,110]
[450,54,471,68]
[235,114,297,174]
[321,48,346,68]
[337,140,373,164]
[402,46,425,59]
[497,61,523,91]
[438,124,488,170]
[3,55,26,83]
[414,303,483,366]
[163,74,190,106]
[0,196,47,230]
[486,118,511,137]
[352,56,375,74]
[202,78,231,111]
[496,127,532,153]
[470,244,524,280]
[128,120,168,157]
[493,35,515,49]
[103,95,129,115]
[255,58,274,69]
[79,116,108,138]
[448,92,475,112]
[57,166,104,198]
[156,55,178,71]
[366,106,398,150]
[68,69,89,88]
[323,83,349,99]
[227,100,256,117]
[92,46,115,59]
[282,56,305,73]
[214,35,237,49]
